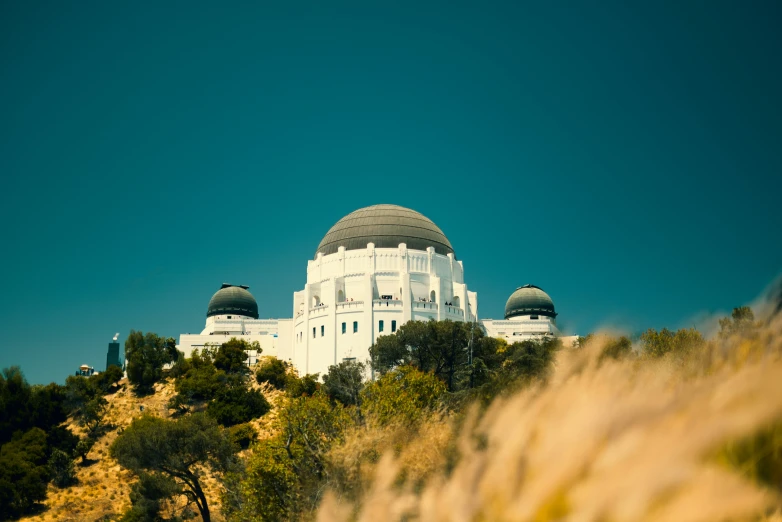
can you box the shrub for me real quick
[48,448,76,487]
[206,385,271,426]
[228,423,258,449]
[255,358,288,389]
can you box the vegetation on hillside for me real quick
[4,303,782,522]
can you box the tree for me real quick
[322,360,366,408]
[286,373,320,398]
[719,306,758,338]
[214,338,259,375]
[206,383,271,426]
[598,335,633,362]
[0,428,49,519]
[74,437,95,464]
[110,413,238,522]
[125,330,177,395]
[48,448,76,487]
[82,396,108,436]
[640,328,705,359]
[95,365,124,393]
[255,358,288,389]
[233,393,352,520]
[361,366,446,426]
[120,472,182,522]
[369,320,485,392]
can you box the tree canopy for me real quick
[125,330,177,394]
[110,413,238,522]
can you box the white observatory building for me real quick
[178,204,564,377]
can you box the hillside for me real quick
[20,377,282,522]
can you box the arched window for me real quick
[338,290,345,303]
[453,296,460,307]
[312,295,321,307]
[430,290,436,303]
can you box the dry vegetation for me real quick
[317,313,782,521]
[18,379,283,522]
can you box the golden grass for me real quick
[319,314,782,521]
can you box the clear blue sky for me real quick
[1,1,780,385]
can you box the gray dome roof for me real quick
[207,284,259,319]
[316,204,454,258]
[504,284,556,319]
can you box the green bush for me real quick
[206,385,271,426]
[255,358,288,389]
[286,373,320,398]
[228,423,258,449]
[48,448,76,487]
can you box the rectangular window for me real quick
[353,321,358,333]
[321,325,325,337]
[392,320,397,332]
[530,315,539,320]
[312,327,316,338]
[341,322,346,334]
[379,320,384,332]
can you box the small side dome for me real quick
[504,284,556,319]
[207,284,259,319]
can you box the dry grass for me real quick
[19,378,254,522]
[319,314,782,522]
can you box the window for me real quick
[391,320,397,332]
[379,320,384,332]
[321,325,325,337]
[312,327,316,338]
[341,322,346,334]
[227,316,232,319]
[530,315,539,320]
[353,321,358,333]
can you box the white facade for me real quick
[177,207,568,377]
[289,243,477,375]
[481,315,560,343]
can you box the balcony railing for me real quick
[336,300,364,310]
[373,299,403,309]
[412,301,438,311]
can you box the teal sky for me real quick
[1,1,780,384]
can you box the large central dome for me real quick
[316,204,454,258]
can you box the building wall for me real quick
[291,242,478,376]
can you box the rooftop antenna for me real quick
[113,333,119,341]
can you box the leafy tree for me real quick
[369,320,486,392]
[95,365,124,393]
[82,396,108,436]
[125,330,177,395]
[286,373,320,398]
[234,393,352,520]
[640,328,705,359]
[0,428,49,518]
[361,366,446,426]
[206,384,271,427]
[0,367,34,444]
[110,413,239,522]
[48,448,76,488]
[74,437,95,464]
[168,349,222,411]
[322,360,366,408]
[598,336,633,362]
[255,357,288,389]
[214,338,259,375]
[228,423,258,450]
[719,306,758,338]
[120,472,182,522]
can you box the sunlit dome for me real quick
[316,204,454,258]
[504,284,556,319]
[207,284,259,319]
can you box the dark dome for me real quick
[316,204,454,258]
[207,284,259,319]
[504,284,556,319]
